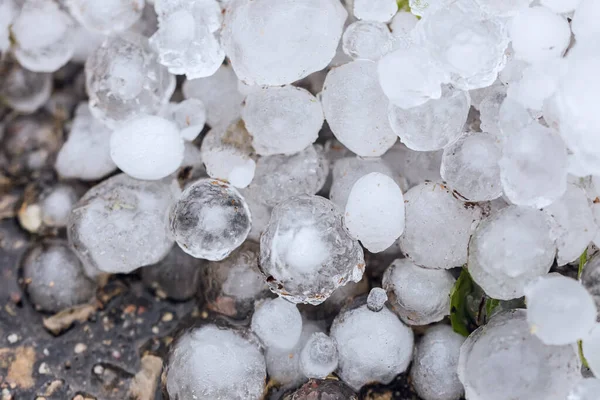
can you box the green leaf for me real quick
[579,340,590,369]
[397,0,411,12]
[450,268,475,337]
[578,248,588,280]
[485,298,500,318]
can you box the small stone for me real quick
[367,288,388,312]
[93,365,104,375]
[162,312,174,322]
[38,362,50,375]
[7,334,19,344]
[74,343,87,354]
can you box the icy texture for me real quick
[168,99,206,141]
[583,324,600,379]
[251,297,302,350]
[388,85,470,151]
[475,0,533,17]
[382,258,455,325]
[110,115,184,180]
[478,85,507,135]
[321,60,397,157]
[524,275,597,345]
[383,143,443,188]
[41,185,79,228]
[169,178,251,261]
[507,60,567,112]
[166,325,266,400]
[409,0,448,17]
[572,0,600,39]
[458,310,581,400]
[67,0,144,34]
[342,21,393,61]
[242,86,323,156]
[468,206,556,300]
[68,174,179,274]
[441,132,503,201]
[367,288,388,312]
[331,304,414,390]
[0,63,52,114]
[86,33,175,128]
[259,195,365,305]
[389,11,417,50]
[399,182,482,269]
[300,332,338,379]
[344,172,405,252]
[238,189,271,242]
[568,379,600,400]
[410,325,465,400]
[222,0,347,86]
[353,0,397,22]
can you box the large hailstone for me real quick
[458,310,581,400]
[222,0,347,86]
[331,304,414,391]
[321,60,397,157]
[468,206,557,300]
[251,297,302,351]
[259,195,365,305]
[169,179,251,261]
[68,174,180,274]
[66,0,144,34]
[299,332,339,379]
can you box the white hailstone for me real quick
[344,172,405,253]
[331,304,414,391]
[478,85,507,135]
[163,99,207,142]
[11,0,75,73]
[0,63,52,114]
[259,195,365,305]
[507,59,567,111]
[399,182,482,270]
[86,33,175,128]
[110,115,184,180]
[497,96,536,136]
[388,85,470,151]
[367,287,388,312]
[41,185,79,228]
[66,0,144,34]
[222,0,347,86]
[342,21,393,61]
[525,275,597,346]
[510,6,571,64]
[499,123,568,208]
[299,332,338,379]
[468,206,556,300]
[242,86,323,156]
[382,143,443,188]
[583,324,600,380]
[377,47,445,109]
[0,0,17,52]
[166,325,266,400]
[568,379,600,400]
[474,0,533,17]
[458,310,581,400]
[441,132,503,202]
[353,0,397,22]
[70,23,106,64]
[498,50,529,87]
[183,65,245,128]
[322,60,397,157]
[68,174,180,274]
[572,0,600,39]
[541,0,581,14]
[382,258,455,325]
[169,178,251,261]
[200,121,256,189]
[542,184,597,265]
[238,188,271,242]
[389,11,418,50]
[251,298,303,351]
[410,325,465,400]
[150,0,224,78]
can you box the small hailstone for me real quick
[524,275,597,346]
[382,143,443,188]
[251,298,303,351]
[389,11,417,50]
[0,0,17,52]
[382,259,455,325]
[399,182,482,270]
[300,332,338,379]
[40,185,80,228]
[259,195,365,305]
[242,86,323,156]
[568,379,600,400]
[168,99,206,142]
[353,0,397,22]
[0,62,52,114]
[478,85,507,135]
[222,0,347,86]
[66,0,144,34]
[510,6,571,64]
[583,324,600,380]
[410,325,465,400]
[238,189,271,243]
[166,325,266,400]
[367,288,388,312]
[342,21,393,61]
[331,304,414,391]
[474,0,533,17]
[468,206,556,300]
[388,85,470,151]
[572,0,600,39]
[322,60,397,157]
[344,172,405,252]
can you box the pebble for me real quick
[74,343,87,354]
[7,334,18,344]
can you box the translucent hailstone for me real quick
[0,0,17,52]
[68,174,179,274]
[39,184,80,229]
[478,85,507,135]
[242,86,323,156]
[353,0,397,22]
[382,258,455,325]
[321,60,397,157]
[510,6,570,64]
[22,241,96,313]
[389,11,418,50]
[367,287,388,312]
[11,0,75,73]
[441,132,503,201]
[459,310,581,400]
[70,23,106,64]
[238,189,271,242]
[167,99,206,141]
[85,33,175,128]
[245,145,328,207]
[474,0,533,17]
[342,21,393,61]
[497,96,536,136]
[468,206,556,300]
[344,172,405,252]
[507,59,567,112]
[572,0,600,39]
[568,379,600,400]
[66,0,144,34]
[399,182,482,269]
[499,123,568,208]
[259,195,365,305]
[382,143,443,188]
[583,324,600,379]
[388,85,470,151]
[251,297,303,350]
[169,178,251,261]
[222,0,347,86]
[524,275,597,346]
[300,332,338,379]
[581,254,600,319]
[410,325,465,400]
[166,325,266,400]
[331,304,414,391]
[0,63,52,114]
[150,0,224,78]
